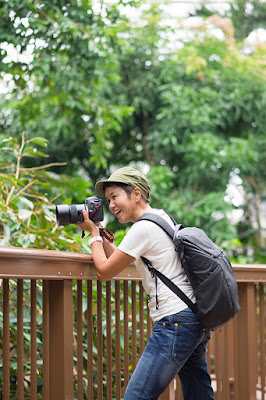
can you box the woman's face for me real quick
[105,185,136,224]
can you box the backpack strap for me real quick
[137,213,184,238]
[141,256,198,315]
[137,212,198,316]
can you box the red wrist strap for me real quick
[82,227,115,242]
[99,227,115,243]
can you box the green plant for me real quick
[0,132,91,252]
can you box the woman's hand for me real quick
[76,209,99,236]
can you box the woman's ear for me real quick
[133,187,142,202]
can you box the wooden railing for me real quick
[0,246,265,400]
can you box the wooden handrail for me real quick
[0,246,140,280]
[0,246,266,281]
[0,246,93,261]
[233,264,266,282]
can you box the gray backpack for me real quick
[138,213,241,330]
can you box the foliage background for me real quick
[0,0,265,398]
[1,0,265,262]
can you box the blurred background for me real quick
[0,0,265,263]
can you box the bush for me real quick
[0,132,91,252]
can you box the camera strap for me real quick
[82,227,115,243]
[99,227,115,243]
[82,230,89,239]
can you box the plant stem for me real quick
[6,132,25,206]
[20,162,67,171]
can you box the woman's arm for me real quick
[89,241,135,281]
[77,210,116,257]
[102,237,116,258]
[77,210,135,281]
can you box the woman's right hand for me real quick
[76,209,99,236]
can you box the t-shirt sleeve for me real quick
[118,222,151,259]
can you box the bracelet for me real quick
[88,236,103,246]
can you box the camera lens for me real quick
[56,204,84,226]
[56,205,71,226]
[56,196,103,226]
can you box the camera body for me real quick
[56,195,104,226]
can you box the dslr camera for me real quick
[56,196,104,226]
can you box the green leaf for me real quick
[23,147,49,158]
[27,137,49,148]
[18,209,32,220]
[16,197,34,210]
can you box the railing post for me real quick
[3,279,10,400]
[236,282,257,400]
[48,280,74,400]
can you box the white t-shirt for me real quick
[118,209,196,322]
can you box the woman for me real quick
[77,166,214,400]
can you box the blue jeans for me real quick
[124,308,214,400]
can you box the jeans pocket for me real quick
[172,320,203,365]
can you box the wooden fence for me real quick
[0,247,265,400]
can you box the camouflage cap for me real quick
[95,167,151,201]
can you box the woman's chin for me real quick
[116,212,128,224]
[116,212,122,221]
